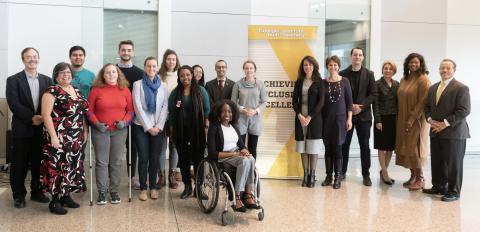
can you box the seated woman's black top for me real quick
[207,121,246,160]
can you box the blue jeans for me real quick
[133,124,164,190]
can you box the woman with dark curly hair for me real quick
[169,65,210,199]
[395,53,431,191]
[207,100,256,212]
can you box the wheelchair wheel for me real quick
[195,159,220,214]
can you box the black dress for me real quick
[373,77,399,151]
[322,78,353,145]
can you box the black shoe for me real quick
[339,173,346,181]
[49,200,68,215]
[14,198,26,208]
[363,176,372,187]
[441,193,459,202]
[180,185,192,199]
[60,195,80,208]
[232,195,247,212]
[110,192,121,204]
[96,191,107,205]
[302,173,308,187]
[333,178,341,189]
[423,186,447,195]
[307,172,316,188]
[321,175,333,186]
[380,171,393,185]
[31,192,50,203]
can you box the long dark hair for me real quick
[159,49,181,80]
[176,65,203,114]
[403,52,428,78]
[297,56,322,82]
[192,64,205,86]
[209,100,240,125]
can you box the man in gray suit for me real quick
[423,59,470,202]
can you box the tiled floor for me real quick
[0,156,479,232]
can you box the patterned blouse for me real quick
[373,77,400,123]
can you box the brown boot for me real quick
[169,170,178,189]
[175,170,182,182]
[408,177,425,191]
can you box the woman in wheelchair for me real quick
[207,100,257,212]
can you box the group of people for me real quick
[5,42,470,216]
[294,48,470,204]
[6,41,267,215]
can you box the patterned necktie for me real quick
[436,80,446,104]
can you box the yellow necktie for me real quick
[436,81,446,104]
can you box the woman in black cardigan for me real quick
[207,100,256,212]
[292,56,325,187]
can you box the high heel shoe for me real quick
[403,172,415,188]
[380,171,393,185]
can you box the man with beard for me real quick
[69,46,95,98]
[117,40,143,189]
[6,47,52,208]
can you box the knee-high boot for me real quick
[333,158,343,189]
[321,157,333,186]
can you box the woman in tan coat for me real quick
[395,53,431,191]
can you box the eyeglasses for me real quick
[23,55,39,60]
[58,70,72,75]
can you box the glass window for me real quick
[103,9,158,67]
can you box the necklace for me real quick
[327,80,342,103]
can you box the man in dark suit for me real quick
[423,59,470,202]
[6,47,52,208]
[205,60,235,106]
[339,47,377,186]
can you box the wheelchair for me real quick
[195,158,264,226]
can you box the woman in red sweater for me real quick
[87,63,134,205]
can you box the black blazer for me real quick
[425,78,470,139]
[339,65,377,121]
[205,78,235,106]
[6,71,52,138]
[207,121,246,160]
[292,78,325,140]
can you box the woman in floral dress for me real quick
[41,62,88,215]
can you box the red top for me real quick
[87,84,134,131]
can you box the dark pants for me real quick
[324,144,342,176]
[342,117,371,177]
[430,137,466,196]
[125,128,137,178]
[133,124,163,190]
[10,134,43,200]
[176,130,201,186]
[241,134,259,160]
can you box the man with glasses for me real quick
[6,47,52,208]
[205,60,235,106]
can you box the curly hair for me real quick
[403,53,428,78]
[93,63,129,89]
[209,99,240,125]
[298,56,322,82]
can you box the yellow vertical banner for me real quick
[248,25,317,178]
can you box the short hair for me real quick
[52,62,73,84]
[297,56,322,82]
[159,49,181,79]
[209,99,240,125]
[382,61,397,74]
[403,52,428,77]
[21,47,39,61]
[69,45,86,57]
[350,47,364,56]
[440,58,456,71]
[242,60,257,71]
[215,60,227,67]
[118,40,134,50]
[144,56,158,67]
[93,63,129,89]
[325,55,341,68]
